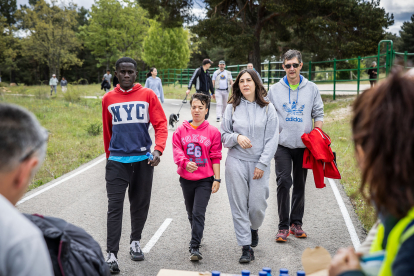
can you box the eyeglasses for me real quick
[19,131,49,162]
[284,63,300,69]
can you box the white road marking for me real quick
[142,218,173,253]
[17,157,106,206]
[327,178,361,248]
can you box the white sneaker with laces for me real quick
[106,252,120,274]
[130,240,145,261]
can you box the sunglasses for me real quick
[19,130,49,162]
[284,63,300,69]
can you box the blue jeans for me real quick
[50,85,57,95]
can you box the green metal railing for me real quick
[138,41,414,100]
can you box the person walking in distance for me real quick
[61,76,68,93]
[49,74,58,96]
[212,60,233,122]
[102,57,168,274]
[172,93,222,261]
[367,61,378,87]
[103,69,113,92]
[221,69,279,263]
[247,63,263,83]
[145,67,164,103]
[186,59,215,120]
[268,50,324,242]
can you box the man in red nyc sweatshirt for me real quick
[102,57,167,274]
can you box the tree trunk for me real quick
[252,32,261,75]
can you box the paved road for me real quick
[17,99,366,276]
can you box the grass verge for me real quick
[0,94,104,190]
[323,97,376,230]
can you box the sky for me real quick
[15,0,414,35]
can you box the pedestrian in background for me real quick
[268,49,324,242]
[113,75,119,88]
[172,93,222,262]
[103,69,112,92]
[145,67,164,103]
[329,68,414,276]
[247,63,263,83]
[186,59,215,120]
[49,74,58,96]
[367,61,378,87]
[221,69,279,264]
[61,76,68,93]
[212,60,233,122]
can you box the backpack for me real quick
[24,214,110,276]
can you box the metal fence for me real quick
[138,40,414,100]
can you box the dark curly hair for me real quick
[115,57,137,70]
[190,93,210,107]
[352,67,414,219]
[228,69,269,110]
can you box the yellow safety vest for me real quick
[370,207,414,276]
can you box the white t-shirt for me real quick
[213,70,232,90]
[0,194,53,276]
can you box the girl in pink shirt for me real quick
[172,93,222,261]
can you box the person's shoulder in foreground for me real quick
[0,194,53,276]
[0,103,53,276]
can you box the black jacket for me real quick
[101,79,111,90]
[188,66,214,94]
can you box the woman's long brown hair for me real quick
[352,67,414,218]
[228,69,269,110]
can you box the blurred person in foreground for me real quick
[329,68,414,276]
[0,103,53,276]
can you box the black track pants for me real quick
[180,176,213,247]
[274,145,308,230]
[106,160,154,253]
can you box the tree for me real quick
[0,0,17,28]
[140,0,393,73]
[79,0,149,70]
[142,21,190,69]
[400,14,414,53]
[138,0,194,28]
[17,0,83,79]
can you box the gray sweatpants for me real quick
[225,155,270,246]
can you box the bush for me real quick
[86,122,102,136]
[0,82,9,87]
[63,87,82,102]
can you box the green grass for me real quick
[323,97,376,230]
[0,94,105,190]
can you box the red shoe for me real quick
[275,229,290,242]
[290,224,307,238]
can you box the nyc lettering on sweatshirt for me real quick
[102,84,168,158]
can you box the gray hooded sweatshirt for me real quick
[220,98,279,171]
[267,75,324,149]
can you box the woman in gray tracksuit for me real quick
[220,69,279,264]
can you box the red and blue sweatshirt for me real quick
[172,120,222,181]
[102,83,168,158]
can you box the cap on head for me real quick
[219,60,225,65]
[52,74,56,77]
[203,59,213,65]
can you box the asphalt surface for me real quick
[17,98,366,276]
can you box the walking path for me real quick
[17,99,366,275]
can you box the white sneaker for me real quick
[106,252,120,274]
[130,240,145,261]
